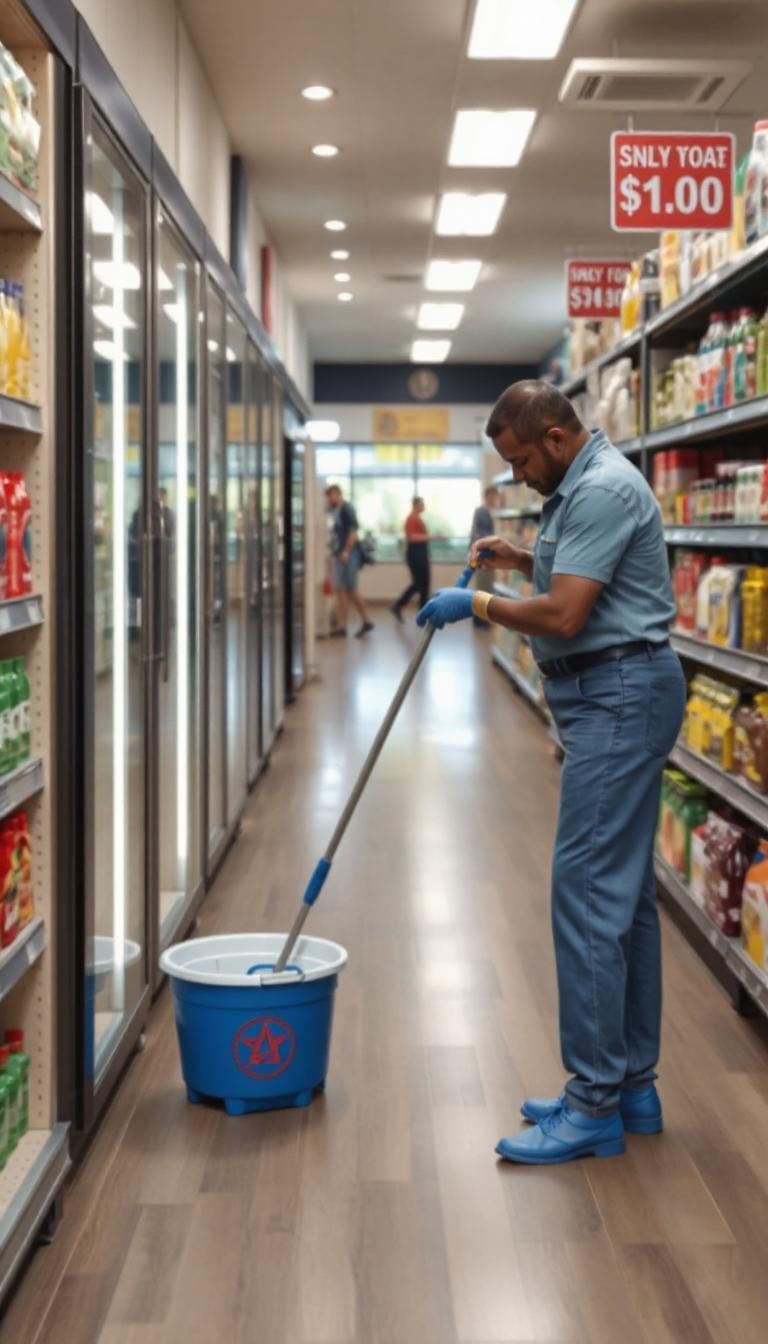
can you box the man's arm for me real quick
[482,572,603,640]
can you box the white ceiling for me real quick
[178,0,767,364]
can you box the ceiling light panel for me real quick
[330,249,350,260]
[93,260,142,290]
[337,292,354,302]
[312,144,340,157]
[436,192,506,236]
[426,260,482,292]
[417,302,465,330]
[468,0,579,60]
[302,85,335,101]
[449,109,536,167]
[411,339,451,363]
[334,272,351,282]
[324,219,347,231]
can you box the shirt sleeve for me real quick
[552,485,638,584]
[342,502,358,533]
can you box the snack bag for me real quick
[742,845,768,972]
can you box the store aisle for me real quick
[4,622,768,1344]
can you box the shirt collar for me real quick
[552,428,607,500]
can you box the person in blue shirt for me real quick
[418,380,686,1166]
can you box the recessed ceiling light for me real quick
[449,109,536,167]
[312,143,340,158]
[330,249,350,260]
[324,219,347,232]
[337,292,354,302]
[334,272,351,282]
[411,339,451,363]
[468,0,580,60]
[87,191,114,235]
[302,84,335,101]
[417,302,465,331]
[426,260,482,292]
[436,192,506,236]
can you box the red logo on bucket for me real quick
[233,1016,296,1080]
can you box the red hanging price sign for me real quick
[566,260,632,319]
[611,132,734,232]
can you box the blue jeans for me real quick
[543,644,686,1117]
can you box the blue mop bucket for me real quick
[160,933,348,1114]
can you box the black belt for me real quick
[538,640,668,680]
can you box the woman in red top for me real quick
[391,496,435,621]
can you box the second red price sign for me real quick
[611,131,734,232]
[566,260,632,320]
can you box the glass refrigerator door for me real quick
[155,213,203,947]
[290,441,306,692]
[272,387,286,729]
[206,283,227,860]
[245,340,263,782]
[84,113,149,1087]
[225,313,247,824]
[260,381,274,752]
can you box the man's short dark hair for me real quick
[412,495,424,508]
[486,379,582,443]
[325,483,342,496]
[484,486,497,501]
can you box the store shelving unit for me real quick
[670,631,768,687]
[0,4,69,1305]
[494,506,542,520]
[664,525,768,548]
[562,330,643,399]
[669,741,768,832]
[491,645,548,719]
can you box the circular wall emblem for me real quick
[408,368,439,400]
[232,1015,297,1081]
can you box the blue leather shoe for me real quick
[496,1104,625,1164]
[520,1084,662,1135]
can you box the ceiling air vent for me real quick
[559,59,750,113]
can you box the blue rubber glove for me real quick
[416,588,475,629]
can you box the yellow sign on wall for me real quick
[372,407,449,442]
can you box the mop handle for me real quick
[274,562,477,972]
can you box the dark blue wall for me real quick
[313,362,538,405]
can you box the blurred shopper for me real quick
[390,496,438,622]
[325,484,374,638]
[470,486,500,627]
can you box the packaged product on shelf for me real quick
[3,471,31,596]
[703,817,751,936]
[690,814,715,907]
[732,308,759,403]
[0,475,6,602]
[672,550,708,630]
[757,307,768,396]
[0,43,41,195]
[5,1030,29,1141]
[0,280,32,400]
[639,249,661,324]
[732,151,750,258]
[695,565,724,641]
[741,844,768,973]
[0,1050,9,1169]
[620,261,641,335]
[0,830,18,948]
[707,562,743,648]
[660,231,681,309]
[745,120,768,245]
[0,1045,18,1155]
[657,769,709,879]
[734,694,768,792]
[684,674,740,769]
[740,568,768,654]
[2,812,32,928]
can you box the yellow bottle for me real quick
[0,281,8,396]
[15,284,30,401]
[4,283,20,399]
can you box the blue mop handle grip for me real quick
[303,856,332,907]
[456,548,492,589]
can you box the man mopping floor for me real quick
[418,381,685,1165]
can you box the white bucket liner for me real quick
[160,933,348,987]
[90,936,142,986]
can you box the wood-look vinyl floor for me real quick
[4,620,768,1344]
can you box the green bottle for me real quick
[13,659,30,762]
[5,660,20,772]
[0,1058,9,1169]
[758,306,768,397]
[5,1031,29,1139]
[0,1045,17,1154]
[0,663,10,777]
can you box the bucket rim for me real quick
[159,932,348,987]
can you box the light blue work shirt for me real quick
[531,429,675,663]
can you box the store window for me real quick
[315,442,482,562]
